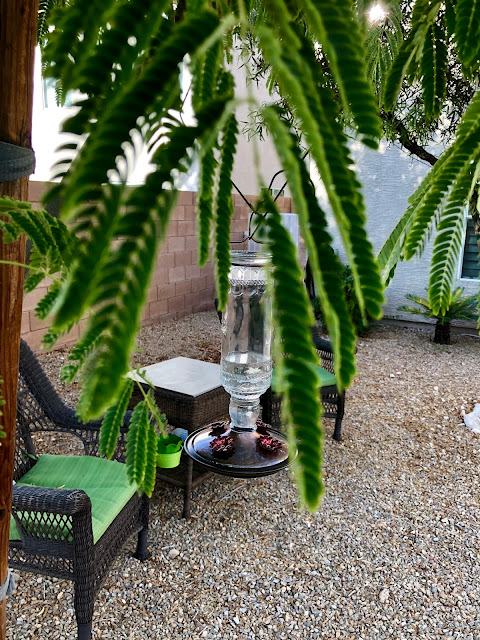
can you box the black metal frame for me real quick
[10,339,150,640]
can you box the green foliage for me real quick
[398,288,478,343]
[455,0,480,70]
[295,0,381,147]
[214,114,238,310]
[124,389,165,496]
[258,25,384,323]
[125,399,150,488]
[378,0,480,317]
[262,193,323,510]
[421,22,447,120]
[314,264,371,337]
[261,106,357,389]
[18,0,385,506]
[0,196,76,342]
[99,378,134,459]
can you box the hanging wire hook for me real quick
[231,149,310,244]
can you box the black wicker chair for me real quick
[9,339,149,640]
[260,327,346,441]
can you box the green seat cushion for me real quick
[10,455,137,544]
[271,365,336,393]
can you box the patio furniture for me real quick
[260,328,346,440]
[9,339,149,640]
[128,357,230,518]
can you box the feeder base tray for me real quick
[184,420,293,478]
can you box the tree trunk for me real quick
[0,1,38,636]
[434,321,451,345]
[384,112,439,167]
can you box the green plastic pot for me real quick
[156,434,183,469]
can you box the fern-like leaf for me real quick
[455,0,480,68]
[34,280,63,321]
[262,107,357,389]
[404,103,480,260]
[258,26,384,321]
[125,399,149,487]
[142,420,158,498]
[295,0,381,147]
[214,114,238,310]
[48,10,220,218]
[99,378,134,459]
[428,163,476,315]
[197,148,217,266]
[262,193,323,511]
[421,22,447,121]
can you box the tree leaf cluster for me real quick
[27,0,386,507]
[379,0,480,319]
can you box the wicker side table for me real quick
[128,357,230,518]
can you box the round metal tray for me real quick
[184,422,293,478]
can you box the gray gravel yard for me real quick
[6,313,480,640]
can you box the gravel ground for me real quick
[6,313,480,640]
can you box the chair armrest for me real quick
[11,485,92,547]
[311,328,333,354]
[31,407,133,461]
[12,484,91,515]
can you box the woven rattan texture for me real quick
[130,380,230,431]
[260,331,346,441]
[9,340,149,639]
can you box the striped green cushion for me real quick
[10,455,136,544]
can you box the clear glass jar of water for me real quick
[220,251,272,431]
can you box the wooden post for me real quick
[0,1,38,637]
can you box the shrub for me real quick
[398,287,478,344]
[312,264,370,336]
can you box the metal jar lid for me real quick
[230,250,271,267]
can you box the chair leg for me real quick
[182,456,193,520]
[133,526,149,561]
[77,622,93,640]
[133,495,150,561]
[74,583,94,640]
[333,392,345,442]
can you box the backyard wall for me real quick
[23,181,295,350]
[316,141,479,328]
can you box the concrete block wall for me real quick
[24,181,294,350]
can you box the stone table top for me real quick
[127,357,223,398]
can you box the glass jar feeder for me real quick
[184,251,290,477]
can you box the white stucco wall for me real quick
[231,62,290,198]
[31,47,287,197]
[316,140,479,323]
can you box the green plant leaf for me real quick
[214,113,238,310]
[261,107,357,389]
[99,378,134,459]
[455,0,480,68]
[295,0,381,147]
[428,163,476,315]
[262,192,323,511]
[125,399,149,487]
[421,21,447,120]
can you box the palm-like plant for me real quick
[398,287,478,344]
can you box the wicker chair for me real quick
[260,328,346,441]
[9,339,149,640]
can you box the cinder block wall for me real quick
[24,181,294,350]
